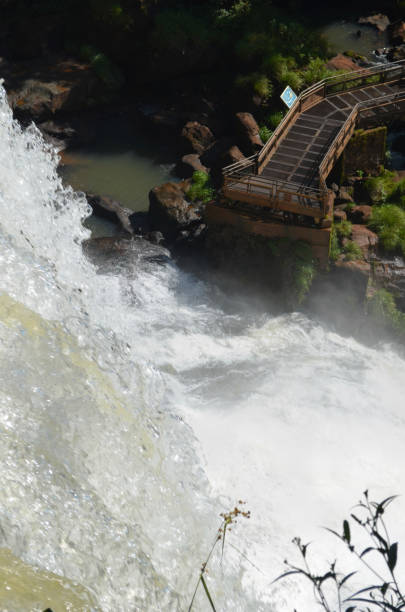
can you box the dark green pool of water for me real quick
[60,114,176,213]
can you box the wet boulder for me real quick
[347,205,373,224]
[326,54,359,72]
[148,180,201,241]
[181,121,216,155]
[359,14,390,32]
[220,145,246,168]
[175,153,208,178]
[5,59,103,122]
[86,193,134,235]
[349,225,378,257]
[336,187,354,205]
[234,112,263,155]
[334,209,347,222]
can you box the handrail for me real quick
[319,89,405,188]
[255,58,405,172]
[222,154,257,175]
[221,58,405,220]
[224,175,324,206]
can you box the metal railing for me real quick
[223,173,325,214]
[256,58,405,172]
[222,58,405,218]
[319,89,405,188]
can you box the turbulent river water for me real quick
[0,81,405,611]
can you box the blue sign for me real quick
[280,86,298,109]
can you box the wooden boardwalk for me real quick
[222,60,405,221]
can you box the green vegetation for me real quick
[268,238,317,304]
[329,226,341,262]
[330,221,362,262]
[278,491,405,611]
[267,111,284,129]
[80,44,123,89]
[290,241,317,304]
[197,492,405,611]
[368,204,405,256]
[368,289,405,338]
[1,0,336,109]
[342,240,362,261]
[364,168,397,204]
[187,171,215,204]
[362,167,405,209]
[335,219,352,239]
[259,125,273,143]
[189,502,250,611]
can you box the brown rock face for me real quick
[148,180,200,240]
[350,225,378,256]
[334,210,347,222]
[326,54,359,72]
[359,14,390,32]
[220,145,245,167]
[335,259,371,276]
[234,112,263,155]
[86,194,134,235]
[390,21,405,45]
[336,187,354,204]
[6,60,102,121]
[181,121,215,155]
[176,154,208,178]
[348,205,373,224]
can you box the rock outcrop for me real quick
[181,121,215,155]
[4,59,104,122]
[326,54,359,72]
[234,112,263,155]
[359,14,390,32]
[390,20,405,45]
[347,205,373,224]
[148,180,202,240]
[86,193,134,235]
[349,225,378,257]
[175,153,208,178]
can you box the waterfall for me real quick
[0,81,404,611]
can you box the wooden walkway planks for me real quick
[223,60,405,219]
[261,82,399,191]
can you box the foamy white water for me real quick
[0,80,404,611]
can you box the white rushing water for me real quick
[0,80,405,611]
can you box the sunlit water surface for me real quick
[322,20,389,60]
[0,81,404,611]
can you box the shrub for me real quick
[329,226,341,261]
[277,491,405,611]
[235,73,273,100]
[187,171,215,203]
[259,125,272,143]
[335,219,352,239]
[253,74,272,98]
[389,177,405,209]
[364,168,396,204]
[301,57,334,86]
[151,8,211,58]
[368,204,405,255]
[368,289,405,337]
[214,0,251,25]
[288,240,316,304]
[267,111,284,129]
[343,240,362,261]
[80,45,124,89]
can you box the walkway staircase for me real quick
[222,60,405,222]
